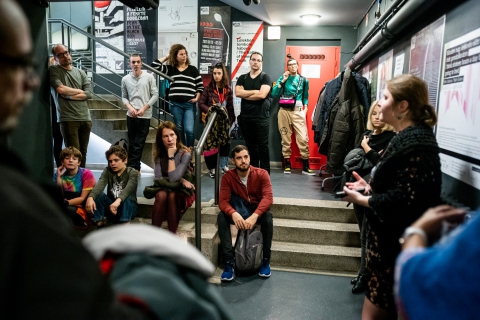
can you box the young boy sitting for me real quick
[54,146,96,228]
[86,145,138,227]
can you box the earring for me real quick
[397,114,403,120]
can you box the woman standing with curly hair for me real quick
[152,44,203,148]
[342,74,442,319]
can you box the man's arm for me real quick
[121,78,137,117]
[235,85,256,99]
[245,84,271,101]
[253,170,273,215]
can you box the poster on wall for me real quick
[158,33,199,67]
[409,16,445,109]
[198,6,231,74]
[370,67,378,103]
[94,1,125,74]
[437,27,480,190]
[231,21,264,81]
[157,0,197,33]
[376,50,393,100]
[125,7,157,66]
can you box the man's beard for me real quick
[235,164,250,172]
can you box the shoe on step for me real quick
[258,258,271,278]
[221,260,235,282]
[352,274,368,294]
[209,169,215,178]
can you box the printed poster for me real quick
[376,50,393,100]
[157,0,197,33]
[231,21,264,81]
[94,1,125,74]
[199,6,231,74]
[409,16,445,109]
[437,27,480,189]
[125,7,157,65]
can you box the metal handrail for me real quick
[48,18,174,82]
[194,111,219,250]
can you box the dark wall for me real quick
[358,0,480,209]
[10,3,52,182]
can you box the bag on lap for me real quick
[113,138,129,153]
[235,226,263,274]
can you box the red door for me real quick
[285,46,340,169]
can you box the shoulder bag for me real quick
[279,76,304,110]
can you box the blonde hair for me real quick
[366,100,394,132]
[386,74,437,127]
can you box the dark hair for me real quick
[230,145,249,159]
[249,51,263,60]
[386,74,438,127]
[51,44,67,56]
[287,59,297,66]
[105,145,128,162]
[154,121,187,161]
[167,44,191,67]
[129,53,142,62]
[59,146,82,163]
[208,62,230,90]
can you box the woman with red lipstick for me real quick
[151,121,195,233]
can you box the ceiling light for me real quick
[243,0,251,5]
[300,14,321,25]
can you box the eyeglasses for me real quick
[55,51,70,58]
[288,63,297,66]
[250,58,262,63]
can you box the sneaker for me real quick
[221,260,235,282]
[302,167,315,175]
[284,161,291,174]
[258,258,271,278]
[222,166,229,174]
[209,169,215,178]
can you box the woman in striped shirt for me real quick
[152,44,203,148]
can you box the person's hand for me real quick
[85,197,96,214]
[232,212,246,230]
[167,147,177,158]
[411,205,467,237]
[361,135,370,152]
[57,165,66,176]
[188,97,198,103]
[129,106,138,117]
[136,106,146,117]
[110,198,121,215]
[345,171,370,193]
[181,178,195,190]
[282,71,289,82]
[244,213,259,229]
[303,105,308,113]
[341,186,369,205]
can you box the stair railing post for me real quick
[214,149,220,205]
[194,111,218,251]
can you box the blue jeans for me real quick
[92,193,137,223]
[127,116,150,170]
[170,101,195,147]
[220,156,228,168]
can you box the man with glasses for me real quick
[272,58,315,175]
[235,52,272,174]
[49,43,92,167]
[122,53,158,174]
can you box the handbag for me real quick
[279,76,304,110]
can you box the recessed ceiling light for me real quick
[300,14,321,25]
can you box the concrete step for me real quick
[90,109,126,120]
[271,241,361,273]
[272,197,356,223]
[116,126,157,141]
[87,99,121,109]
[273,218,360,247]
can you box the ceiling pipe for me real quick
[346,0,439,70]
[353,0,406,54]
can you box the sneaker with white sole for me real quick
[258,258,271,278]
[209,169,215,178]
[222,166,229,174]
[221,260,235,282]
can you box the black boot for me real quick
[302,159,315,175]
[350,276,358,285]
[284,158,291,174]
[352,274,368,294]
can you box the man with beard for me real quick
[217,145,274,282]
[50,43,93,167]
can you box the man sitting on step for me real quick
[218,145,274,281]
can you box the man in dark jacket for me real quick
[218,145,274,282]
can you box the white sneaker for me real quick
[222,166,229,173]
[209,169,215,178]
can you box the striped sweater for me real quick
[151,60,203,102]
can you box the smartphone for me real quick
[335,188,366,198]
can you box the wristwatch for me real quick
[168,157,175,161]
[399,226,428,245]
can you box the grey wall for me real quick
[357,0,480,209]
[49,1,92,33]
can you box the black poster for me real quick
[125,7,158,65]
[198,6,231,74]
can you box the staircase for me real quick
[133,197,361,277]
[87,94,158,168]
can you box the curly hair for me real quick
[387,74,438,127]
[166,44,190,67]
[154,121,187,161]
[105,145,128,162]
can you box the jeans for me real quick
[92,193,137,223]
[220,156,228,168]
[170,101,195,147]
[238,116,270,173]
[217,194,273,262]
[59,121,92,167]
[127,116,151,170]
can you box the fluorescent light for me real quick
[268,26,281,40]
[301,14,321,25]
